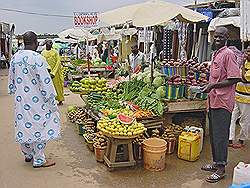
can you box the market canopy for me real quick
[240,0,250,41]
[94,27,138,42]
[58,28,97,42]
[100,0,208,27]
[208,16,240,41]
[208,16,240,32]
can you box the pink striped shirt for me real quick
[208,46,241,112]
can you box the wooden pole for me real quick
[86,38,91,77]
[192,0,197,57]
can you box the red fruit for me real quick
[117,114,135,125]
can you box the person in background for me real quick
[102,43,109,63]
[1,52,7,68]
[113,45,119,57]
[201,27,241,183]
[229,45,250,148]
[16,43,24,52]
[97,43,103,59]
[159,50,164,62]
[129,44,145,73]
[110,48,118,64]
[42,40,64,105]
[8,31,60,168]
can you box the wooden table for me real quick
[102,134,137,170]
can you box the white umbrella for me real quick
[208,16,240,32]
[100,0,208,27]
[57,28,97,41]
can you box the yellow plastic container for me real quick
[178,132,200,162]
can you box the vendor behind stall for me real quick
[129,44,145,73]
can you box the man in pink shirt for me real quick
[201,27,241,183]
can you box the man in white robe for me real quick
[8,31,60,168]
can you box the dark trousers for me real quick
[208,108,232,166]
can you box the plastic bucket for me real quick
[165,138,177,154]
[143,138,167,171]
[94,145,107,162]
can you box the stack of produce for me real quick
[84,133,96,151]
[93,132,107,162]
[62,67,69,80]
[164,123,184,139]
[84,133,96,142]
[72,59,87,66]
[87,93,122,112]
[161,128,177,154]
[186,66,208,99]
[167,75,183,85]
[180,118,202,128]
[83,118,97,151]
[187,61,209,76]
[93,132,107,148]
[69,81,82,93]
[133,134,147,145]
[186,64,209,86]
[97,114,147,137]
[151,129,160,138]
[161,128,176,140]
[133,110,154,119]
[107,76,127,88]
[162,59,210,100]
[67,106,87,124]
[119,78,164,116]
[69,77,108,94]
[80,77,107,94]
[92,59,106,67]
[164,59,188,78]
[100,108,134,119]
[85,118,96,134]
[104,87,123,101]
[197,73,208,85]
[185,70,198,86]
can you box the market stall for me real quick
[65,0,210,171]
[66,54,209,169]
[58,28,115,81]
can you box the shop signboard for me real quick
[73,12,99,28]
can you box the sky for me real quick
[0,0,204,34]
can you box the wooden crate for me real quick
[165,99,207,113]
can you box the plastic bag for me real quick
[233,162,250,185]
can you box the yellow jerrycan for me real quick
[178,132,201,162]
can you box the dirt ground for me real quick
[0,68,249,188]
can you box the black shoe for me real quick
[25,157,33,162]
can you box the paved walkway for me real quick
[0,68,249,188]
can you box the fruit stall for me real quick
[66,56,209,170]
[64,58,115,86]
